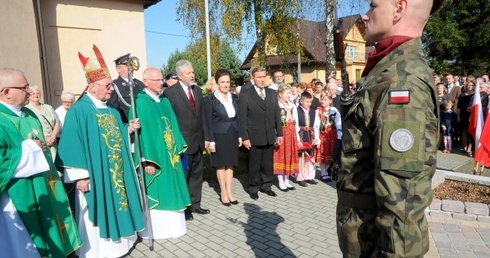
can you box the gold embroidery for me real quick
[162,117,180,169]
[97,113,128,211]
[46,170,59,194]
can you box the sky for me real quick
[144,0,368,70]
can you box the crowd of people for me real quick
[435,73,490,155]
[0,1,466,257]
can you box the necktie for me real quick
[187,86,196,112]
[259,88,265,100]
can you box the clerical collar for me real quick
[0,100,23,116]
[144,88,161,102]
[87,92,108,109]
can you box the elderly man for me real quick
[336,1,444,257]
[163,60,210,221]
[56,45,145,258]
[130,67,190,239]
[0,68,81,257]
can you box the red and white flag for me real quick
[469,82,490,166]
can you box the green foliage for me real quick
[424,0,490,76]
[161,38,245,86]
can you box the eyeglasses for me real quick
[1,84,30,92]
[62,101,74,104]
[94,82,114,89]
[147,79,164,82]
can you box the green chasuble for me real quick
[56,95,145,241]
[0,104,82,257]
[130,91,191,211]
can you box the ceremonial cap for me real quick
[114,53,130,66]
[78,45,111,84]
[431,0,444,14]
[165,71,178,80]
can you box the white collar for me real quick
[0,100,23,116]
[87,92,108,108]
[144,88,161,102]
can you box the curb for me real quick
[429,170,490,222]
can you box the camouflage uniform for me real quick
[336,38,439,257]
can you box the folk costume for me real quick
[0,101,81,257]
[273,100,300,190]
[130,89,191,239]
[315,106,342,180]
[296,105,320,185]
[56,45,145,258]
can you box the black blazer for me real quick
[204,92,240,142]
[163,81,210,154]
[108,76,145,123]
[239,87,283,146]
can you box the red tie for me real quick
[188,86,196,112]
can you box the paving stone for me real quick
[430,210,452,218]
[430,199,442,210]
[442,200,465,213]
[453,213,477,221]
[465,202,490,216]
[477,215,490,223]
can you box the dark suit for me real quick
[239,86,283,193]
[241,81,254,91]
[108,76,145,123]
[204,93,240,142]
[163,81,209,211]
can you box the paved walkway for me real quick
[126,151,490,257]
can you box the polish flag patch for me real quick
[389,90,410,104]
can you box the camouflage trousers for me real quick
[336,159,435,257]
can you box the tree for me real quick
[177,0,304,67]
[162,38,245,85]
[424,0,490,76]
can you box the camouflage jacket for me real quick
[338,37,439,202]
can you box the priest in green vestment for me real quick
[130,67,190,239]
[0,68,82,257]
[55,45,145,258]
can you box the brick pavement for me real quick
[127,151,490,257]
[129,174,342,257]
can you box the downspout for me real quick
[34,0,51,103]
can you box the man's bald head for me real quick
[0,68,25,91]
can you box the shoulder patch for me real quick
[389,128,414,152]
[389,90,410,104]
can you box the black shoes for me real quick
[193,207,210,214]
[287,186,296,190]
[230,200,239,205]
[306,179,318,185]
[185,211,193,221]
[221,200,231,207]
[260,189,277,197]
[278,187,289,192]
[250,192,259,200]
[297,181,307,187]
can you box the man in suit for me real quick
[108,53,145,123]
[240,67,283,200]
[163,60,210,221]
[446,74,462,112]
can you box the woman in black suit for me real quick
[204,69,242,206]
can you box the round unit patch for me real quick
[389,128,414,152]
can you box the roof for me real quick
[142,0,161,9]
[240,14,364,69]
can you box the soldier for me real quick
[336,0,444,257]
[108,53,145,123]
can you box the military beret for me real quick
[114,53,130,65]
[165,71,178,80]
[431,0,444,15]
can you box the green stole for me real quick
[130,92,190,210]
[0,104,82,257]
[56,95,145,241]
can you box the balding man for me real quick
[336,0,444,256]
[130,67,191,239]
[0,68,81,257]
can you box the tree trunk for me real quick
[253,1,267,68]
[325,0,336,82]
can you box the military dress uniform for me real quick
[336,38,439,257]
[108,75,145,123]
